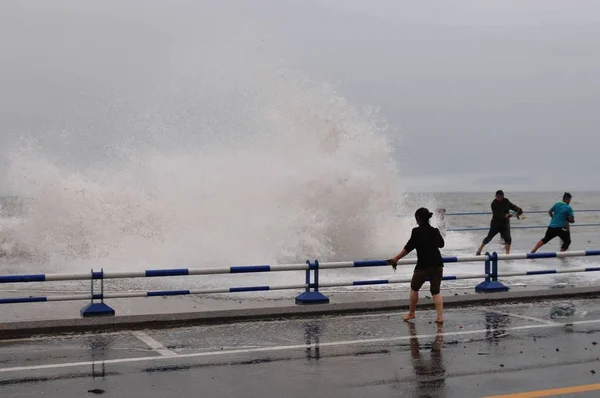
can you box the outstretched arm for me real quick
[389,248,410,270]
[509,201,523,216]
[388,230,416,271]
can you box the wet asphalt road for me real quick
[3,299,600,397]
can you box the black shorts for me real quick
[411,267,443,295]
[541,227,571,250]
[483,222,511,245]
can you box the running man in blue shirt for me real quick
[531,192,575,253]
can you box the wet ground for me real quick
[3,298,600,397]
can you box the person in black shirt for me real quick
[475,190,523,256]
[388,207,445,323]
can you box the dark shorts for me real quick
[541,227,571,250]
[411,267,443,295]
[483,222,511,245]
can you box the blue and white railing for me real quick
[448,223,600,232]
[417,208,600,232]
[443,209,600,217]
[2,250,600,317]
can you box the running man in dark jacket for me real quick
[476,190,523,255]
[389,207,445,323]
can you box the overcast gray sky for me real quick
[1,0,599,193]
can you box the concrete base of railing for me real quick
[295,291,330,305]
[475,280,510,293]
[81,302,115,317]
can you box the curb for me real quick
[1,286,599,339]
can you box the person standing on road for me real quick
[531,192,575,253]
[388,207,445,324]
[476,190,523,255]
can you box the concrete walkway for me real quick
[2,296,600,397]
[2,286,600,339]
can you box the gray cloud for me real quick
[1,0,599,193]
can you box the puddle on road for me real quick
[146,307,537,355]
[487,298,596,323]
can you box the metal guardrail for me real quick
[421,208,600,232]
[448,223,600,232]
[443,209,600,216]
[1,250,600,317]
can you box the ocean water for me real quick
[0,1,598,297]
[2,192,599,296]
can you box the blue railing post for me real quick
[490,251,509,292]
[492,252,508,292]
[484,252,491,284]
[314,260,321,292]
[303,260,311,294]
[80,268,115,317]
[475,252,491,293]
[295,260,329,304]
[475,252,509,293]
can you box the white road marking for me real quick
[482,309,557,325]
[0,318,598,374]
[130,331,177,357]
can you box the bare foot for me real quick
[403,314,416,322]
[476,250,482,256]
[435,319,444,324]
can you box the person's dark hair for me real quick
[496,190,504,196]
[563,192,572,201]
[415,207,433,225]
